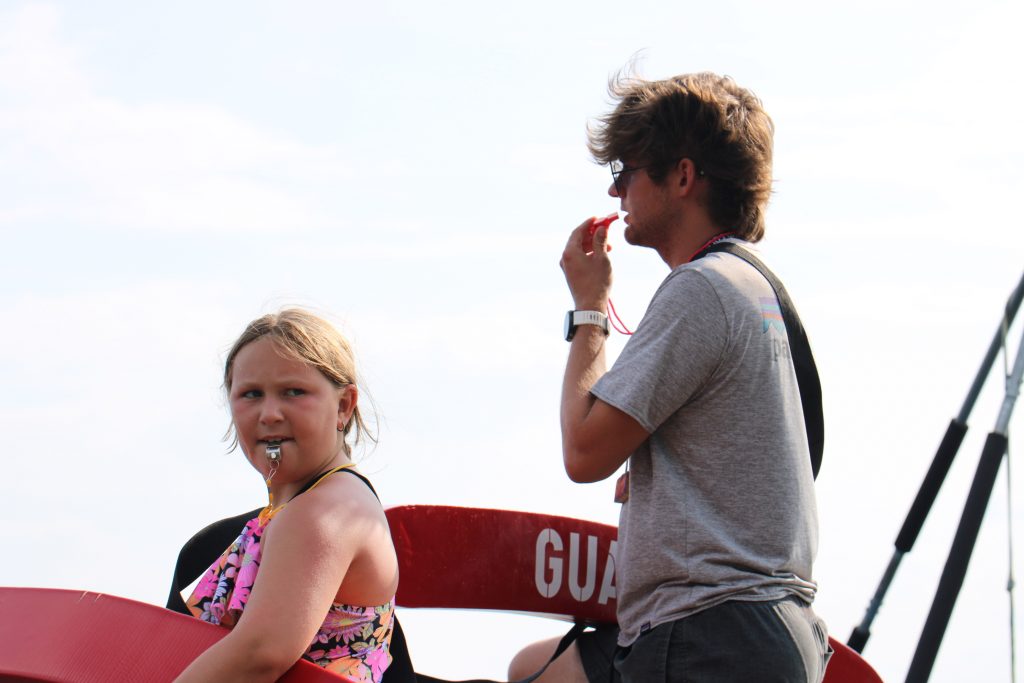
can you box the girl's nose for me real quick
[259,397,284,424]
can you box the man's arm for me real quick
[559,219,650,483]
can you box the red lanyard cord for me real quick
[606,231,735,337]
[687,231,736,263]
[607,297,633,335]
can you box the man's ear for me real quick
[338,384,359,431]
[675,158,701,198]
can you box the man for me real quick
[510,72,830,682]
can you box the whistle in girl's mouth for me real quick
[265,442,282,463]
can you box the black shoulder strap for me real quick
[341,468,379,499]
[705,242,824,478]
[292,465,381,501]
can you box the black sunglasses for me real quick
[609,159,705,194]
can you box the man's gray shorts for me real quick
[578,596,833,683]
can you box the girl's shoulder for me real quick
[279,468,385,534]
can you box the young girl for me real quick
[175,309,398,683]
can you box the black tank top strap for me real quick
[338,468,380,501]
[290,465,380,502]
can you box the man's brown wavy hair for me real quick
[588,71,774,242]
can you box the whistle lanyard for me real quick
[687,231,736,263]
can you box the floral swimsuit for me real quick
[186,466,395,683]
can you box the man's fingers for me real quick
[566,215,616,256]
[592,221,618,254]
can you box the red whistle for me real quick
[588,212,620,236]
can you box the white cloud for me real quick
[0,4,354,236]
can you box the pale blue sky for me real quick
[1,2,1023,680]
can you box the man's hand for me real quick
[560,217,613,311]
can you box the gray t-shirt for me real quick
[591,241,819,646]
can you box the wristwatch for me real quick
[564,310,610,341]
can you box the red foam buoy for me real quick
[385,505,884,682]
[0,587,352,682]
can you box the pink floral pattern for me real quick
[186,508,394,681]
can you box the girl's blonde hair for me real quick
[224,308,375,454]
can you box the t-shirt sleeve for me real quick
[592,269,728,433]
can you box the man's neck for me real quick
[661,217,731,269]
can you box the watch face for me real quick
[564,310,574,341]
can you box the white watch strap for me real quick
[573,310,610,337]
[573,310,608,328]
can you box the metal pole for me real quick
[849,271,1024,653]
[904,321,1024,683]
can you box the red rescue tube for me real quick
[0,587,353,682]
[385,505,884,683]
